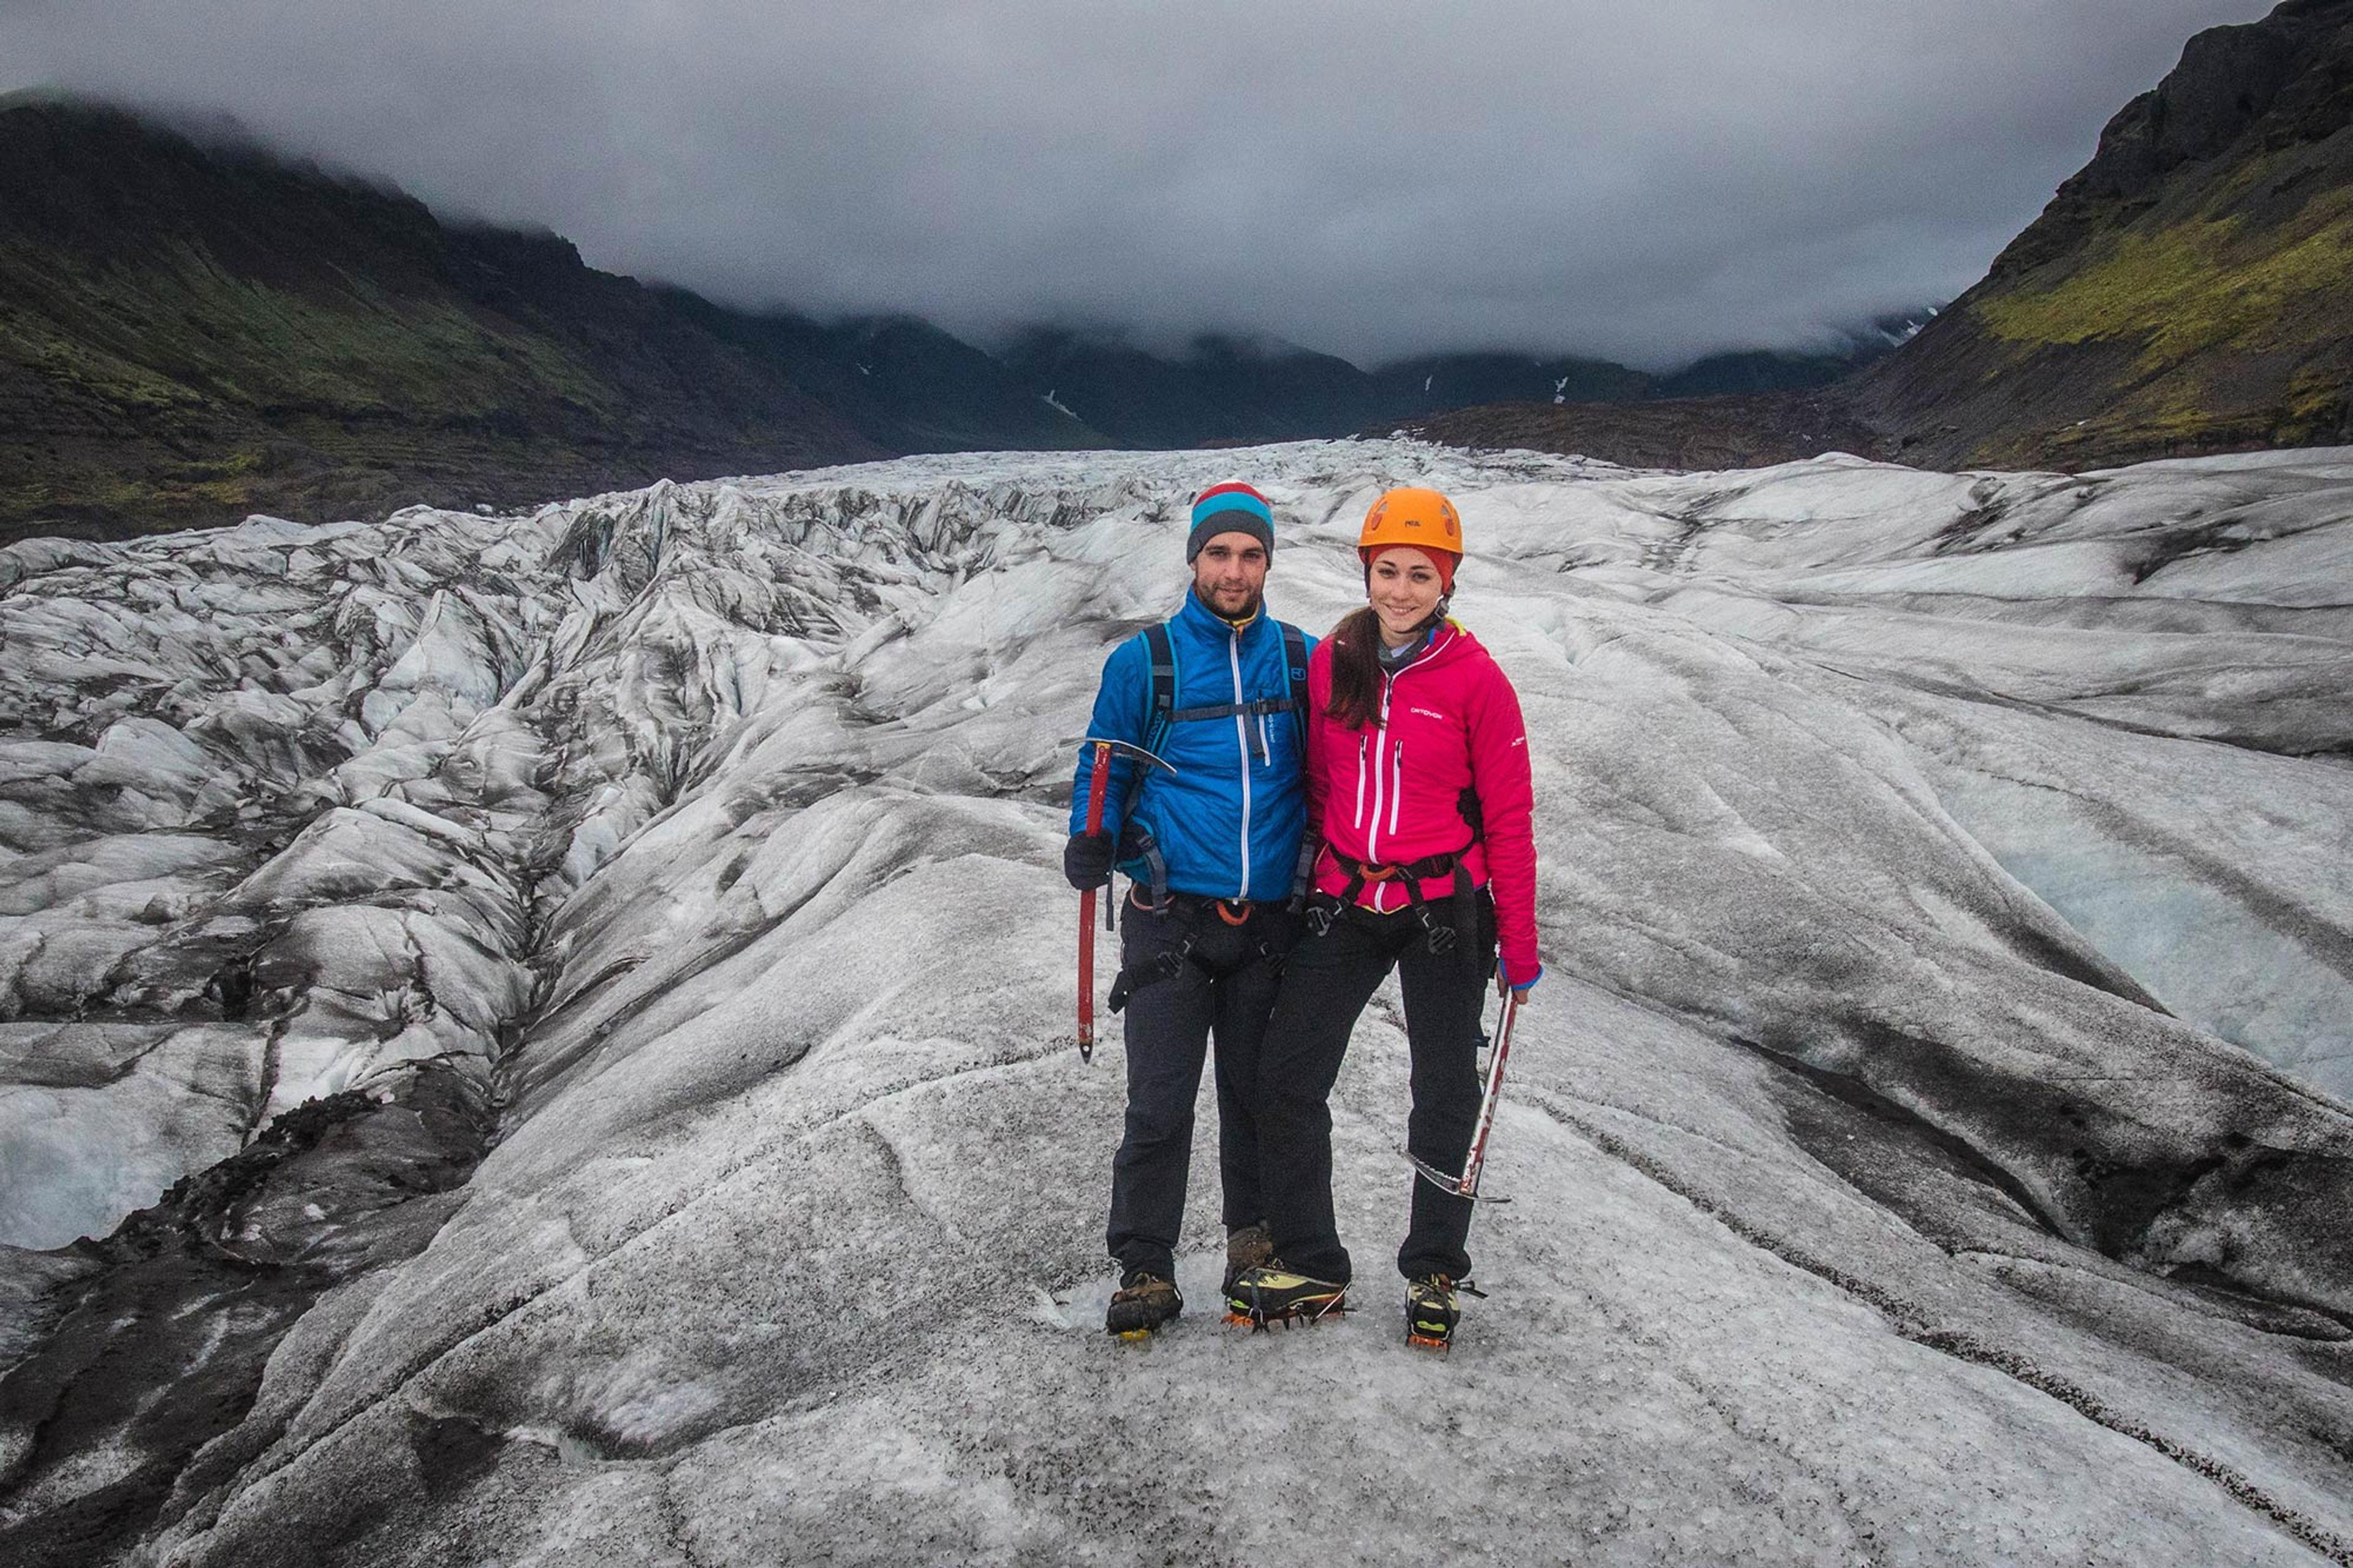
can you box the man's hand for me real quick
[1064,830,1116,891]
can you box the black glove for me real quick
[1063,830,1116,890]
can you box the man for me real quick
[1066,482,1315,1338]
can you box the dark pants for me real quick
[1255,893,1497,1284]
[1106,896,1296,1280]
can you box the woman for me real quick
[1228,485,1540,1349]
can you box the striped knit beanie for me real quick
[1186,482,1276,562]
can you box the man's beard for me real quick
[1202,583,1262,623]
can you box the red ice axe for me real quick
[1406,985,1521,1203]
[1074,735,1174,1062]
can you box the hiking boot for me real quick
[1224,1261,1347,1328]
[1105,1271,1182,1338]
[1405,1274,1462,1349]
[1222,1221,1274,1295]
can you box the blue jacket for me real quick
[1070,590,1314,903]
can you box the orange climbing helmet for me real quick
[1357,486,1464,562]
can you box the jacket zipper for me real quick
[1366,673,1395,909]
[1353,732,1368,831]
[1228,629,1252,900]
[1389,740,1404,838]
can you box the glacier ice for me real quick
[0,442,2348,1565]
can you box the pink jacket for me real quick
[1305,621,1541,987]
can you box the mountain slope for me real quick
[999,331,1911,451]
[998,328,1392,446]
[1853,0,2353,468]
[1388,387,1884,471]
[0,97,1108,542]
[653,299,1101,456]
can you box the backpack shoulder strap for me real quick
[1281,622,1310,751]
[1141,621,1178,759]
[1121,621,1180,823]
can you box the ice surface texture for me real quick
[0,442,2349,1566]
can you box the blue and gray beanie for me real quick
[1186,482,1276,562]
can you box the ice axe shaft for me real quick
[1077,747,1109,1061]
[1074,735,1175,1062]
[1405,987,1520,1202]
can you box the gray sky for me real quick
[0,1,2276,368]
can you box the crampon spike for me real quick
[1226,1300,1346,1333]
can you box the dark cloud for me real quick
[0,0,2275,368]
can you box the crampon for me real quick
[1404,1274,1486,1350]
[1222,1262,1348,1331]
[1105,1271,1181,1341]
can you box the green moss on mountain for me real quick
[1973,185,2353,364]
